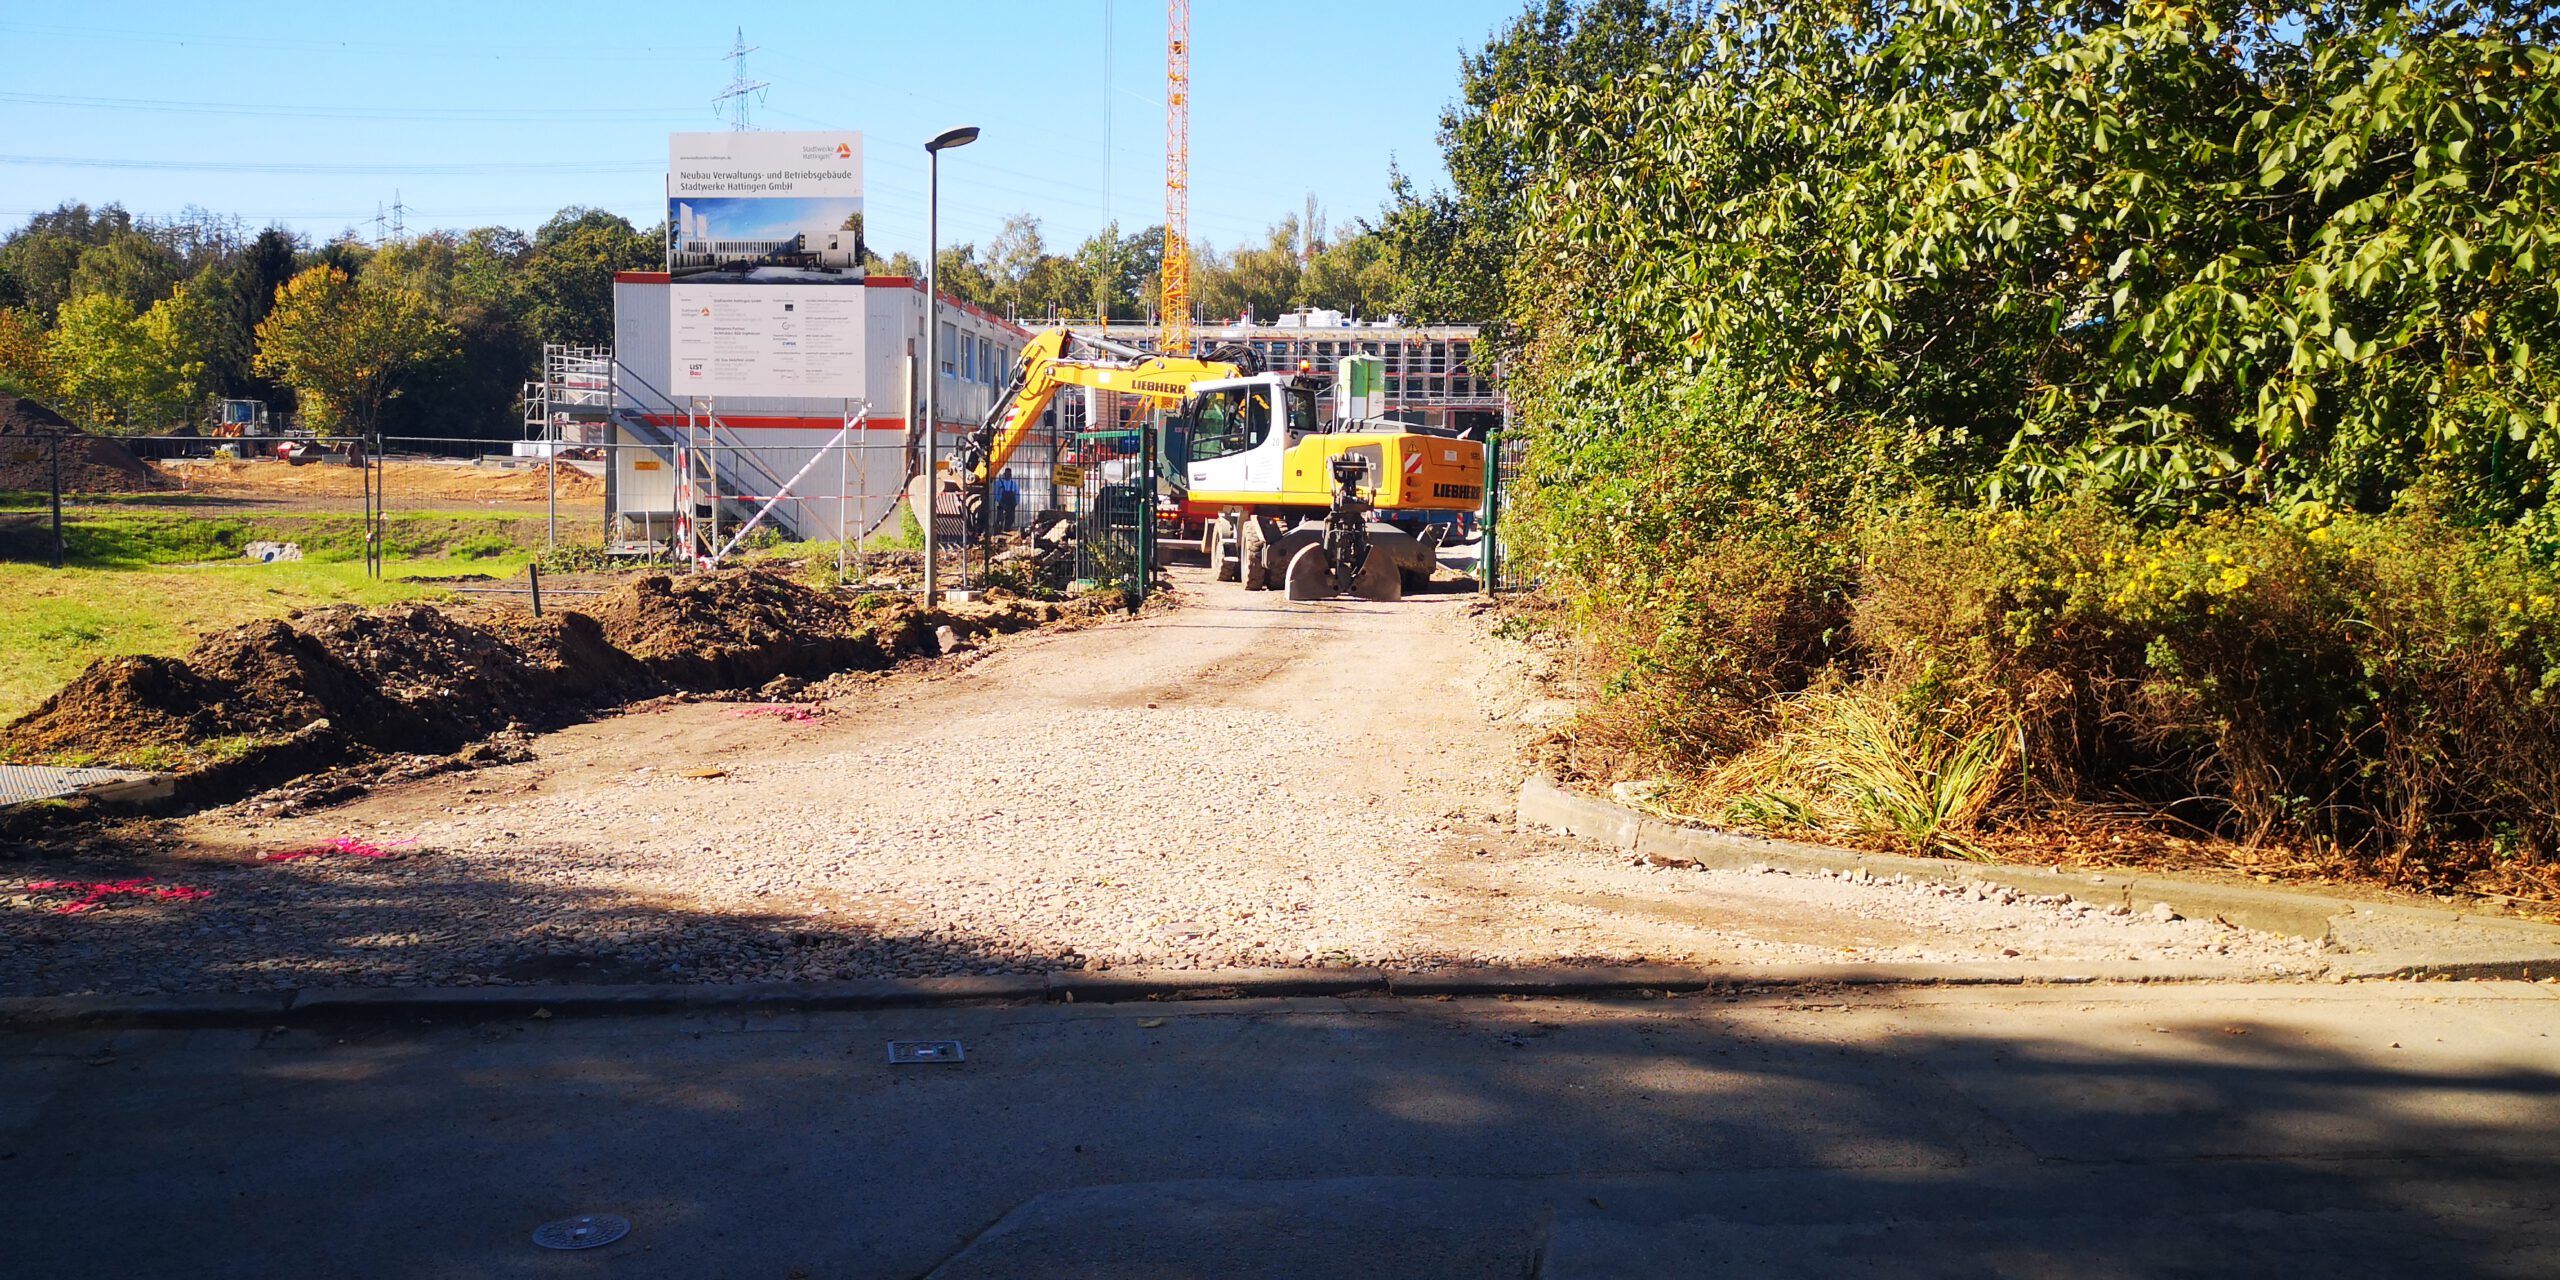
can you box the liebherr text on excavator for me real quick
[911,327,1486,600]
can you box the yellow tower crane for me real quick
[1160,0,1193,357]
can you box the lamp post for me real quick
[922,124,981,606]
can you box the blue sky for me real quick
[0,1,1528,259]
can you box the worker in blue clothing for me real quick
[991,468,1021,534]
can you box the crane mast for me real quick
[1160,0,1193,357]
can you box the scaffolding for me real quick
[523,344,616,447]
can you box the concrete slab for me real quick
[4,984,2555,1278]
[929,1177,1549,1280]
[1536,1161,2560,1279]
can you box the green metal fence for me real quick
[1067,424,1157,602]
[1480,426,1536,594]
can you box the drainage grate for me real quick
[0,765,169,808]
[887,1039,965,1065]
[532,1214,631,1251]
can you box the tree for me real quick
[985,214,1049,315]
[517,209,655,347]
[1071,225,1134,321]
[135,280,218,427]
[1383,0,1706,327]
[192,229,302,411]
[1196,220,1306,323]
[0,202,139,318]
[1297,229,1398,318]
[930,244,998,308]
[40,286,208,432]
[453,226,530,310]
[367,232,467,313]
[1502,0,2560,520]
[254,265,455,435]
[0,306,52,400]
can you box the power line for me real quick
[0,153,658,176]
[0,19,699,61]
[0,90,692,123]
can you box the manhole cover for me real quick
[888,1039,965,1065]
[532,1214,630,1251]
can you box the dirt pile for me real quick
[590,567,1054,688]
[0,394,178,495]
[2,567,1067,777]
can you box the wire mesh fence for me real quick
[9,409,1167,608]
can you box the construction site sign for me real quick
[666,130,867,398]
[666,131,866,285]
[670,284,865,398]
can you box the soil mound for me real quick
[591,569,872,688]
[2,567,1058,776]
[0,606,615,765]
[0,394,178,494]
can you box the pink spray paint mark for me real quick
[23,878,215,916]
[728,704,817,723]
[262,836,417,863]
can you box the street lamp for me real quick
[922,124,980,606]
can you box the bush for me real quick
[1564,496,2560,887]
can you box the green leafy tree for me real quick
[0,202,138,318]
[254,265,456,435]
[516,209,655,347]
[69,231,183,311]
[985,214,1049,316]
[1504,0,2560,521]
[1380,0,1705,326]
[453,226,530,310]
[930,244,999,308]
[191,228,303,412]
[1297,228,1398,317]
[41,286,208,432]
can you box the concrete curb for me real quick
[1517,773,2560,979]
[0,961,2295,1031]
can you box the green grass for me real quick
[0,510,562,725]
[0,510,561,566]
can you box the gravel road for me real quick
[0,565,2319,995]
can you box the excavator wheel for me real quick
[1207,518,1240,582]
[1237,516,1272,591]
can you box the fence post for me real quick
[49,432,64,569]
[1480,424,1501,596]
[545,424,558,551]
[528,562,544,618]
[1140,420,1158,601]
[838,401,852,588]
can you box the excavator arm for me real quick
[956,327,1248,486]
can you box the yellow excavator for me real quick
[912,326,1485,599]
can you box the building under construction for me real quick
[1065,309,1501,437]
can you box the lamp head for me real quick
[926,126,982,153]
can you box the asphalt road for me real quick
[6,981,2557,1278]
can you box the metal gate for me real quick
[1065,421,1157,601]
[1479,426,1536,594]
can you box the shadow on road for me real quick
[4,978,2555,1277]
